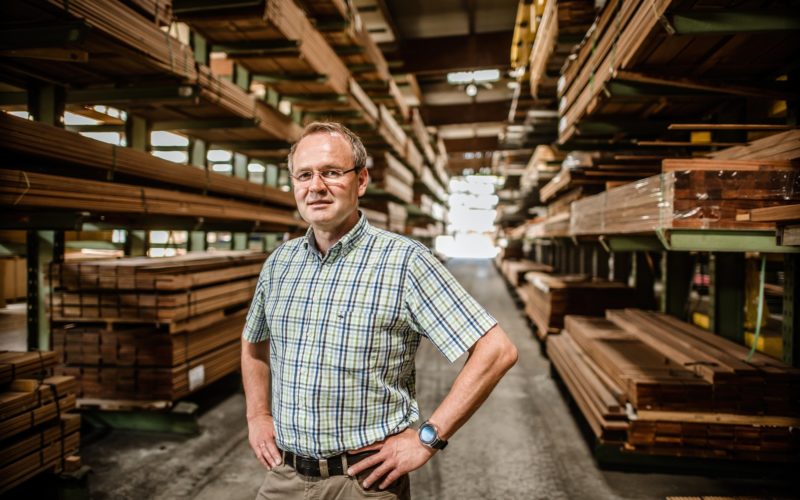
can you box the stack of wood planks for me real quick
[361,200,407,234]
[539,152,660,203]
[0,352,80,493]
[499,259,554,289]
[570,161,800,235]
[1,169,301,230]
[518,272,639,339]
[367,152,415,205]
[550,310,800,461]
[527,0,595,99]
[0,113,296,208]
[49,252,263,401]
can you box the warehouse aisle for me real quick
[82,259,794,500]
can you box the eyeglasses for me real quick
[290,167,358,185]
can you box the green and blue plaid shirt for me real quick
[243,213,496,458]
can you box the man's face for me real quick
[291,132,368,231]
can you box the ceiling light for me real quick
[465,83,478,97]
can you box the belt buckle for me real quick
[318,458,330,479]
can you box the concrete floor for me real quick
[66,260,796,499]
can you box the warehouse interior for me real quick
[0,0,799,498]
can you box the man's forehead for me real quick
[294,132,353,166]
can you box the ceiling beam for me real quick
[421,99,511,126]
[394,31,513,74]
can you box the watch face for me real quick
[419,424,437,444]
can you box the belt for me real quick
[281,450,376,478]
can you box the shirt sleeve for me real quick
[242,258,271,343]
[404,249,497,362]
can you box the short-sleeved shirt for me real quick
[243,213,497,458]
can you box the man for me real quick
[241,122,517,499]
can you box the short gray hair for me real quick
[287,122,367,172]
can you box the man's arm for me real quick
[347,324,518,489]
[241,338,283,469]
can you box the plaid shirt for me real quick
[243,213,496,458]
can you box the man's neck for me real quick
[312,210,359,255]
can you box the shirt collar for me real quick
[304,211,369,262]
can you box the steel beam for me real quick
[66,85,198,105]
[662,252,694,320]
[0,23,87,49]
[671,11,800,35]
[252,72,328,84]
[709,252,745,343]
[785,254,799,367]
[27,230,63,350]
[152,118,260,131]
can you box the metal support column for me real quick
[662,251,695,320]
[709,252,745,342]
[27,231,64,350]
[232,153,249,249]
[188,138,208,250]
[26,84,65,350]
[610,252,632,284]
[633,252,658,310]
[125,231,148,257]
[784,254,799,367]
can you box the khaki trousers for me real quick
[255,463,410,500]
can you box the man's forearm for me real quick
[241,338,271,419]
[429,325,518,440]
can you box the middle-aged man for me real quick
[241,121,518,500]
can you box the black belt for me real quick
[281,450,376,478]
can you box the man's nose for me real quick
[308,172,328,191]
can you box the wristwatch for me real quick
[418,420,448,450]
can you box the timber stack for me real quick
[549,310,800,462]
[0,351,81,493]
[49,251,264,401]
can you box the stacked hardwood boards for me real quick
[557,0,797,144]
[49,251,262,401]
[0,351,80,493]
[550,310,800,462]
[519,272,638,339]
[295,0,408,120]
[0,1,302,230]
[571,157,799,235]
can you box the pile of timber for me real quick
[0,352,80,493]
[361,200,407,234]
[570,160,800,235]
[1,169,301,229]
[499,260,553,289]
[49,252,263,401]
[550,310,800,462]
[0,113,297,208]
[518,272,638,339]
[709,129,800,162]
[539,152,660,203]
[367,152,415,205]
[2,0,197,85]
[528,0,595,99]
[558,0,668,142]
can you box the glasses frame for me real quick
[290,167,359,186]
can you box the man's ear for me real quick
[357,167,369,197]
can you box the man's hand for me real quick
[346,428,435,490]
[247,414,282,470]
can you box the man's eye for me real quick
[322,170,343,179]
[296,172,313,181]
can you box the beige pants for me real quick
[255,463,410,500]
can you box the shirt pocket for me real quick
[328,308,393,372]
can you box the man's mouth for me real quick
[307,200,332,206]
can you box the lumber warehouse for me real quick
[0,0,798,498]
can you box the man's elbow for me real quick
[498,338,518,372]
